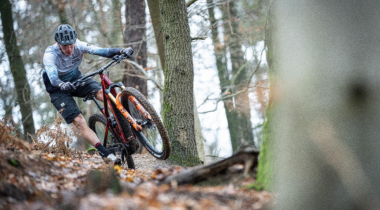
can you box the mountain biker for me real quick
[42,24,133,165]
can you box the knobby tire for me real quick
[119,87,171,160]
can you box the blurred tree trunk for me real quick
[110,0,123,45]
[57,0,69,24]
[0,0,35,140]
[207,0,241,153]
[91,1,109,44]
[274,0,380,209]
[0,76,15,120]
[47,0,69,24]
[147,0,165,71]
[123,0,147,96]
[217,1,255,151]
[160,0,201,166]
[255,0,274,191]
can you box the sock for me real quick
[94,142,111,157]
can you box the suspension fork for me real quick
[107,92,142,132]
[102,80,143,132]
[127,95,153,122]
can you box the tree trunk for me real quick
[91,0,109,44]
[0,0,35,141]
[160,0,201,166]
[110,0,123,45]
[255,0,274,191]
[274,0,380,209]
[123,0,147,96]
[148,0,205,163]
[57,0,69,24]
[207,0,236,152]
[223,1,255,151]
[207,1,255,152]
[147,0,165,71]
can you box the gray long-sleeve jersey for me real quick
[43,39,121,87]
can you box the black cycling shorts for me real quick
[43,71,102,124]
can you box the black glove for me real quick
[121,47,133,58]
[60,82,76,91]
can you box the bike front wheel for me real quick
[120,87,171,160]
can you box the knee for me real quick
[72,114,87,129]
[96,89,103,101]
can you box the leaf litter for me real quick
[0,118,272,209]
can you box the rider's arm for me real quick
[76,39,122,58]
[43,47,63,87]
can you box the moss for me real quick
[169,151,202,167]
[254,105,273,191]
[162,101,173,128]
[8,159,20,167]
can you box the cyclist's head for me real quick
[54,24,77,45]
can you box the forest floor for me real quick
[0,121,273,210]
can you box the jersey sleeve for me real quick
[43,46,63,87]
[76,39,122,58]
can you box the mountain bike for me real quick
[73,53,171,169]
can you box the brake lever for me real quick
[117,54,126,63]
[73,81,80,87]
[73,79,86,87]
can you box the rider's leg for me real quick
[72,114,99,146]
[72,113,121,165]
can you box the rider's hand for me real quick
[121,47,133,58]
[60,82,76,91]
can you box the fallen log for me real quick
[160,146,259,185]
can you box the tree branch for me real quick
[160,146,259,185]
[187,0,198,7]
[123,60,164,91]
[191,37,207,41]
[198,47,267,114]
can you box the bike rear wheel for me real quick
[119,87,171,160]
[88,113,135,169]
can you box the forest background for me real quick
[0,0,268,162]
[3,0,380,209]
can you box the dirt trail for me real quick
[0,139,271,210]
[0,149,272,210]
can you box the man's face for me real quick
[58,43,75,56]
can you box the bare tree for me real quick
[160,0,202,166]
[123,0,148,96]
[0,0,35,140]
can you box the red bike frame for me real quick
[98,73,152,148]
[99,73,130,148]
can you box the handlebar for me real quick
[72,53,131,87]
